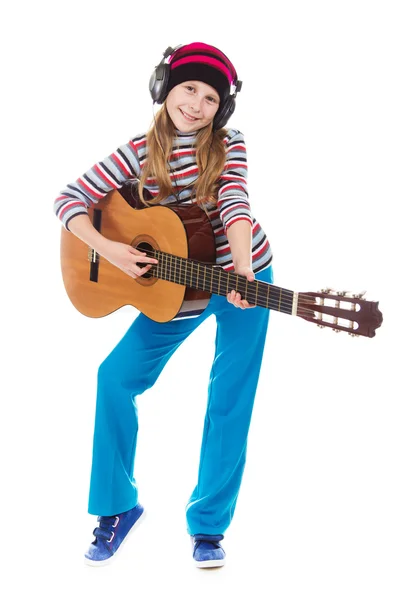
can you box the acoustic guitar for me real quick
[60,189,383,338]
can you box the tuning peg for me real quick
[321,287,334,293]
[317,324,325,328]
[352,290,367,299]
[348,332,359,337]
[332,328,341,333]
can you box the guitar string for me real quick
[146,259,355,324]
[149,262,358,325]
[138,248,360,313]
[89,248,359,322]
[89,247,359,312]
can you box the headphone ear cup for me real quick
[213,96,236,130]
[149,63,170,104]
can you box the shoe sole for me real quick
[195,558,226,569]
[84,509,146,567]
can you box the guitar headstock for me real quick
[297,288,383,338]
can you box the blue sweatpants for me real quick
[88,265,273,535]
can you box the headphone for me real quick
[149,45,242,131]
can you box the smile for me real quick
[180,109,199,122]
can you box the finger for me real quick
[126,265,140,279]
[242,301,255,309]
[134,262,156,277]
[139,265,153,275]
[129,247,147,256]
[134,256,158,265]
[131,248,158,263]
[241,299,256,309]
[230,291,240,307]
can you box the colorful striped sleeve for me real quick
[217,130,253,234]
[54,138,142,230]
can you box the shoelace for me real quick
[93,515,119,543]
[193,534,224,551]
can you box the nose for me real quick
[189,99,201,113]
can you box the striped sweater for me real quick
[54,128,272,273]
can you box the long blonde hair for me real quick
[138,104,227,207]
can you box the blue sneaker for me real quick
[191,534,226,568]
[85,503,145,566]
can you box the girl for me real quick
[54,42,273,568]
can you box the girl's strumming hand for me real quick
[101,240,158,279]
[226,266,257,309]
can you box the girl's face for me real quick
[166,80,220,132]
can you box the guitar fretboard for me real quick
[152,251,295,315]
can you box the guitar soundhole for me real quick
[135,241,155,279]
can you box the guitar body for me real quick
[60,190,216,321]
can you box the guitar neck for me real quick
[152,251,297,316]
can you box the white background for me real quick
[1,1,399,598]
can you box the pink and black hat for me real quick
[166,42,238,103]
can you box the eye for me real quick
[185,85,195,92]
[207,96,218,104]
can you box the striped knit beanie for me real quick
[166,42,237,104]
